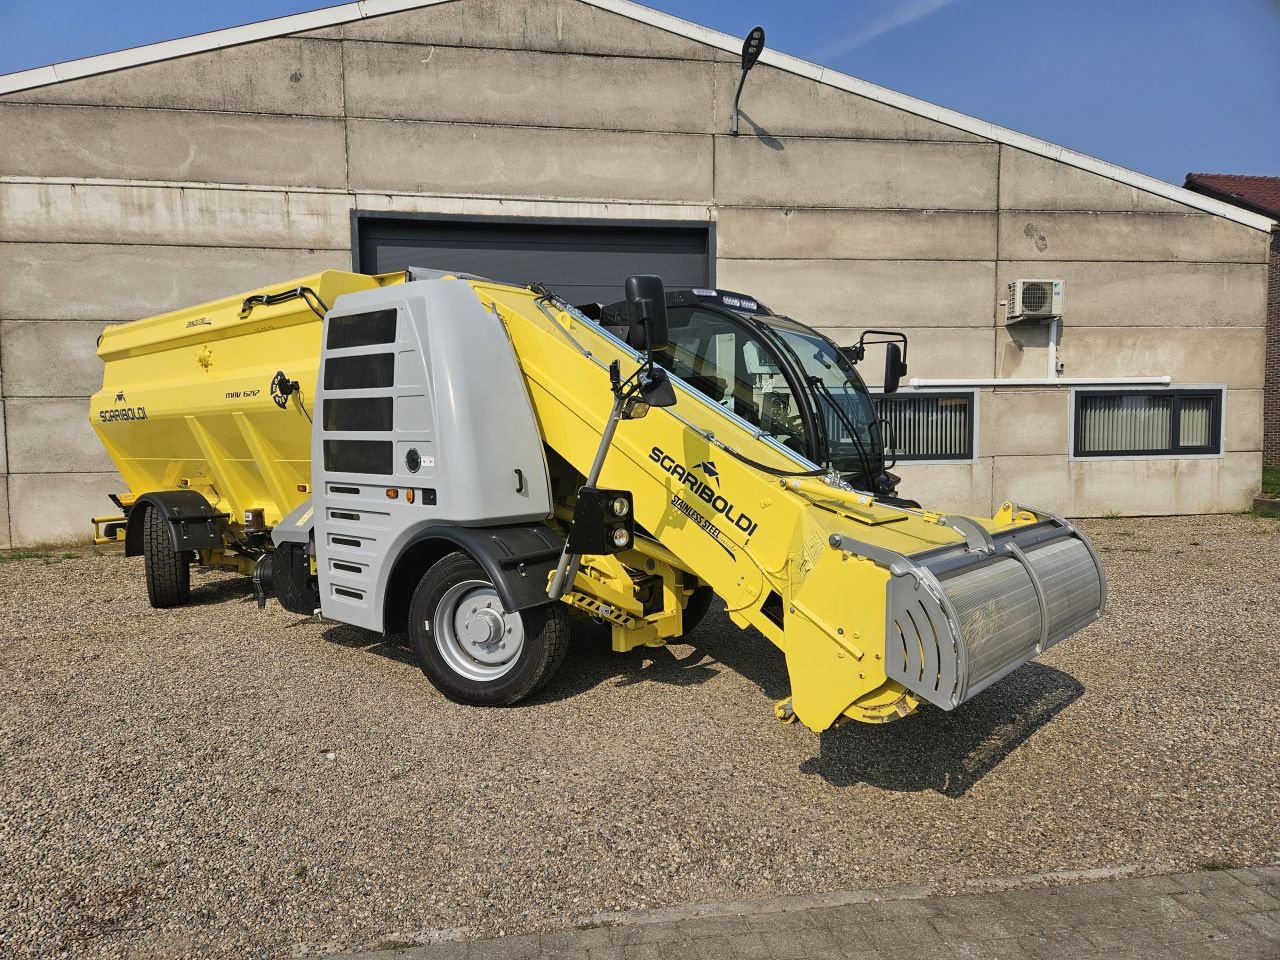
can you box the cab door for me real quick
[658,306,817,459]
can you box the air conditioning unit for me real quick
[1006,279,1064,323]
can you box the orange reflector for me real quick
[297,483,309,493]
[385,488,399,499]
[406,489,415,504]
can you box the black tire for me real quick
[408,552,569,706]
[142,505,191,608]
[680,585,717,638]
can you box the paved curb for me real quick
[328,862,1280,958]
[573,864,1152,929]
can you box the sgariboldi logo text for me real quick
[99,406,148,422]
[648,446,758,536]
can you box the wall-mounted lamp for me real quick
[730,25,766,136]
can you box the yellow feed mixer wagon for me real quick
[90,267,1105,731]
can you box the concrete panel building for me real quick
[0,0,1274,547]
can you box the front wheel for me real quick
[408,552,569,706]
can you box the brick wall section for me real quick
[1266,232,1280,467]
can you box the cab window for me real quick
[656,308,812,455]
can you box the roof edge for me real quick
[589,0,1276,233]
[0,0,1273,234]
[0,0,450,93]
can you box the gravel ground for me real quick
[1,515,1277,958]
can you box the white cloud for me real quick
[813,0,964,60]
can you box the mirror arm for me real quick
[840,344,866,364]
[879,416,898,470]
[609,358,623,397]
[857,329,910,365]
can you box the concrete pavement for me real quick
[337,866,1280,960]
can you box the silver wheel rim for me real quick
[432,579,525,682]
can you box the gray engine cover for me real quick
[309,277,552,632]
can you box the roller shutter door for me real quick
[356,216,712,306]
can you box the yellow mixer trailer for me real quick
[90,267,1105,731]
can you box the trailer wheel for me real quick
[409,551,569,706]
[142,506,191,608]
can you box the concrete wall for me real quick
[893,385,1262,517]
[0,0,1270,544]
[1265,234,1280,467]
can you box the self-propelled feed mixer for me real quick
[89,268,1105,732]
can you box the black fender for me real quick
[125,490,229,557]
[396,524,565,614]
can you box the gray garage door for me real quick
[355,216,712,306]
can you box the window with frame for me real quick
[1073,389,1223,457]
[654,308,812,455]
[873,391,975,462]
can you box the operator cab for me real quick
[579,288,905,498]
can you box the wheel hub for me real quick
[456,602,511,663]
[434,581,525,679]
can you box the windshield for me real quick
[758,316,882,480]
[652,306,881,482]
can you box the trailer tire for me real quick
[409,551,569,706]
[142,505,191,608]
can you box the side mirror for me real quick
[852,330,909,393]
[883,342,908,395]
[624,275,669,352]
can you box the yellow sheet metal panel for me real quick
[89,270,406,526]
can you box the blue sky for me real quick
[1,0,1277,185]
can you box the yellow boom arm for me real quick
[477,282,1104,730]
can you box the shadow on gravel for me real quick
[534,619,724,703]
[800,663,1084,797]
[538,598,788,704]
[320,623,417,666]
[307,596,1081,800]
[679,599,1084,797]
[552,597,1084,798]
[187,576,258,607]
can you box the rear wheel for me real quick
[409,552,569,705]
[142,506,191,608]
